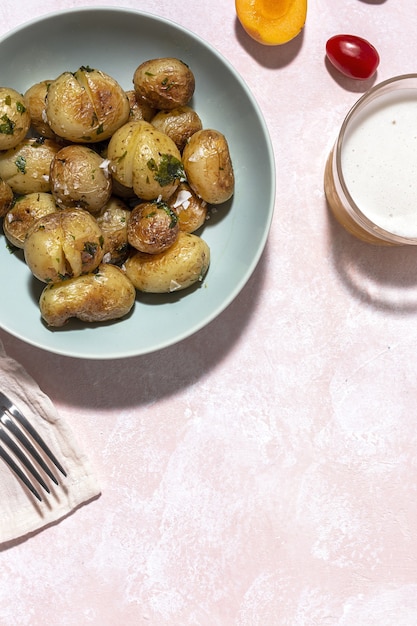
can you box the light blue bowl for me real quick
[0,7,275,359]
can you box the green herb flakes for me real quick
[0,114,15,135]
[147,154,185,186]
[15,155,26,174]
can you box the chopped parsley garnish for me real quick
[0,114,15,135]
[147,154,185,186]
[150,200,178,229]
[161,77,174,91]
[117,151,127,163]
[15,155,26,174]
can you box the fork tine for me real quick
[1,413,59,485]
[0,426,51,494]
[0,441,42,501]
[0,391,66,477]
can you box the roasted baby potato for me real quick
[128,200,179,254]
[168,182,207,233]
[24,208,104,283]
[125,231,210,293]
[39,263,136,327]
[96,196,131,265]
[24,80,57,138]
[0,87,31,150]
[151,106,202,151]
[126,90,155,122]
[3,192,58,248]
[182,129,234,204]
[45,66,130,143]
[0,137,61,194]
[133,58,195,110]
[0,177,13,218]
[108,120,183,200]
[50,144,112,213]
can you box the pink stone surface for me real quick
[1,0,417,624]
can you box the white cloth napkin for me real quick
[0,340,101,545]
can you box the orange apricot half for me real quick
[236,0,307,46]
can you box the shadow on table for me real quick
[234,16,304,69]
[0,245,269,411]
[323,57,379,93]
[325,201,417,313]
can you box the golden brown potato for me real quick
[96,196,131,265]
[107,120,143,190]
[0,177,13,218]
[3,192,58,248]
[39,263,136,327]
[133,58,195,110]
[151,106,202,151]
[108,120,183,200]
[24,208,104,283]
[0,87,31,150]
[125,231,210,293]
[182,129,234,204]
[0,137,61,194]
[24,80,57,138]
[168,182,207,233]
[126,90,155,122]
[50,144,112,213]
[128,201,179,254]
[111,177,138,200]
[45,66,130,143]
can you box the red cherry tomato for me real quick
[326,34,380,80]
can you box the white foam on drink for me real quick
[342,89,417,238]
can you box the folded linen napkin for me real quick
[0,339,101,545]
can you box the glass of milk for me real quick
[324,74,417,245]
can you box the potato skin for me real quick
[50,144,112,213]
[3,192,58,248]
[126,90,155,122]
[39,263,136,327]
[125,231,210,293]
[108,120,183,200]
[45,67,130,142]
[0,87,31,150]
[0,137,62,194]
[24,80,57,139]
[133,58,195,110]
[168,182,207,233]
[182,129,234,204]
[151,106,202,151]
[24,208,104,283]
[106,120,142,190]
[96,196,130,265]
[0,177,13,218]
[128,201,179,254]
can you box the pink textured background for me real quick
[2,0,417,624]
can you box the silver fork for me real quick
[0,390,66,501]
